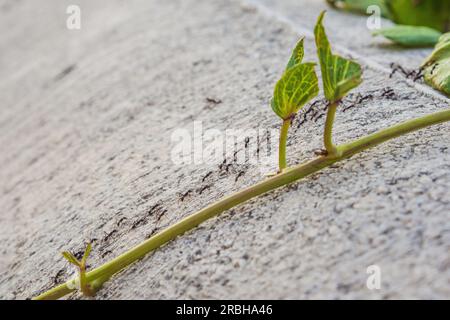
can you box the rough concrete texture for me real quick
[0,0,449,300]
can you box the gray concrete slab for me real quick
[0,0,449,299]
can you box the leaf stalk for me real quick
[278,118,292,172]
[324,101,340,156]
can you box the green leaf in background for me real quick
[373,25,442,47]
[326,0,388,16]
[422,33,450,97]
[272,63,319,120]
[314,11,362,103]
[385,0,450,33]
[286,38,305,71]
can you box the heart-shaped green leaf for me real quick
[272,63,319,120]
[373,25,442,47]
[422,33,450,97]
[314,11,362,103]
[271,39,319,120]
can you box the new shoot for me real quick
[271,38,319,172]
[61,243,95,297]
[314,11,362,156]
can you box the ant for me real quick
[103,230,118,242]
[101,250,112,258]
[145,228,159,239]
[381,87,396,99]
[206,97,222,104]
[116,217,127,227]
[235,171,245,182]
[148,203,162,215]
[429,63,439,76]
[218,159,227,170]
[202,171,213,182]
[244,137,250,149]
[180,189,192,202]
[313,113,325,122]
[155,210,167,223]
[389,63,408,78]
[233,150,239,162]
[198,185,211,194]
[390,63,423,81]
[53,269,66,285]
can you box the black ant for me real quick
[233,150,239,162]
[314,113,325,122]
[145,228,158,239]
[116,217,127,226]
[155,210,167,223]
[202,171,213,182]
[53,269,66,285]
[429,63,439,75]
[131,218,146,229]
[381,87,396,99]
[218,159,227,170]
[180,189,192,202]
[103,230,118,242]
[206,97,222,104]
[148,203,162,215]
[198,185,211,194]
[244,137,250,148]
[101,250,112,258]
[235,171,245,182]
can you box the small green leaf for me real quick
[422,33,450,97]
[271,39,319,120]
[373,25,442,47]
[314,11,362,103]
[62,251,81,267]
[272,63,319,120]
[286,38,305,70]
[81,243,92,266]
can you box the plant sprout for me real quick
[34,12,450,300]
[61,243,94,297]
[271,38,319,172]
[314,11,362,156]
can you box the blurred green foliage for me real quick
[385,0,450,33]
[326,0,388,16]
[328,0,450,32]
[422,33,450,97]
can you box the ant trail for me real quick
[201,171,213,182]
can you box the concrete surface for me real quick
[0,0,449,299]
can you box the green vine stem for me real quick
[278,118,292,172]
[34,108,450,300]
[324,101,339,156]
